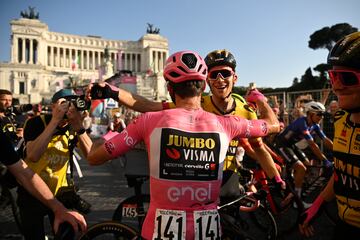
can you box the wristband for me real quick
[76,128,86,135]
[302,195,325,224]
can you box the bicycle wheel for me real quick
[219,200,276,240]
[79,221,139,240]
[112,194,150,231]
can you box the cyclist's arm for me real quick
[253,144,281,179]
[88,114,144,165]
[117,88,164,112]
[307,139,328,161]
[322,137,333,151]
[250,94,280,134]
[319,174,335,201]
[8,160,87,233]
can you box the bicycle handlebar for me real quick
[218,190,267,212]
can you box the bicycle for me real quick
[53,190,275,240]
[111,173,277,240]
[240,151,333,236]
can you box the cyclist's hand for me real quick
[274,175,286,190]
[53,205,87,234]
[245,88,267,105]
[323,159,333,168]
[298,195,324,237]
[88,83,119,100]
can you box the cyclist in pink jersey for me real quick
[87,51,280,239]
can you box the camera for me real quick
[56,185,92,214]
[5,104,33,116]
[66,95,91,111]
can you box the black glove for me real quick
[90,83,119,100]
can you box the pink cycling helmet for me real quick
[164,51,208,83]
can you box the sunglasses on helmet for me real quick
[328,69,360,87]
[208,69,234,80]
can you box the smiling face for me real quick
[207,65,237,100]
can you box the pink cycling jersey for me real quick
[103,108,269,240]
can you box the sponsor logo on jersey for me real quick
[160,128,220,181]
[167,184,212,202]
[105,141,115,155]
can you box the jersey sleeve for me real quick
[103,114,146,158]
[242,101,264,148]
[0,131,20,166]
[221,115,269,139]
[299,118,313,141]
[313,124,326,139]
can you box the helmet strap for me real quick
[167,83,176,104]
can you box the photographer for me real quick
[0,89,24,146]
[18,89,93,240]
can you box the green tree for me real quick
[308,23,358,51]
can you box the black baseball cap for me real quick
[52,89,76,103]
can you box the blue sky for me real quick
[0,0,359,88]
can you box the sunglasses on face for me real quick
[328,69,360,87]
[316,112,325,117]
[208,69,234,80]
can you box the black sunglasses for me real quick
[316,112,325,117]
[208,69,233,80]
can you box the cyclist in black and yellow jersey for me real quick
[299,31,360,238]
[87,50,285,197]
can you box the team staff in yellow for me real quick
[299,32,360,238]
[87,50,284,195]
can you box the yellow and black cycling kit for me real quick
[333,110,360,228]
[165,93,262,172]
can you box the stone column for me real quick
[62,48,66,68]
[129,53,133,71]
[57,47,61,67]
[29,39,33,64]
[135,54,138,73]
[91,51,95,70]
[12,36,18,63]
[81,50,84,70]
[50,46,54,66]
[69,48,73,69]
[97,51,101,68]
[87,50,90,70]
[21,38,26,64]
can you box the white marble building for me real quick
[0,17,169,104]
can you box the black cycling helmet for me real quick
[204,49,237,71]
[327,31,360,69]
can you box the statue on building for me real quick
[146,23,160,34]
[103,46,114,78]
[20,6,39,19]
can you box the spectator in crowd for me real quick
[18,89,93,239]
[108,112,126,132]
[1,130,86,235]
[82,110,92,134]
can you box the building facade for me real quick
[0,16,169,104]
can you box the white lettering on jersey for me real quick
[167,184,212,202]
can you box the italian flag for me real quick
[71,55,80,71]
